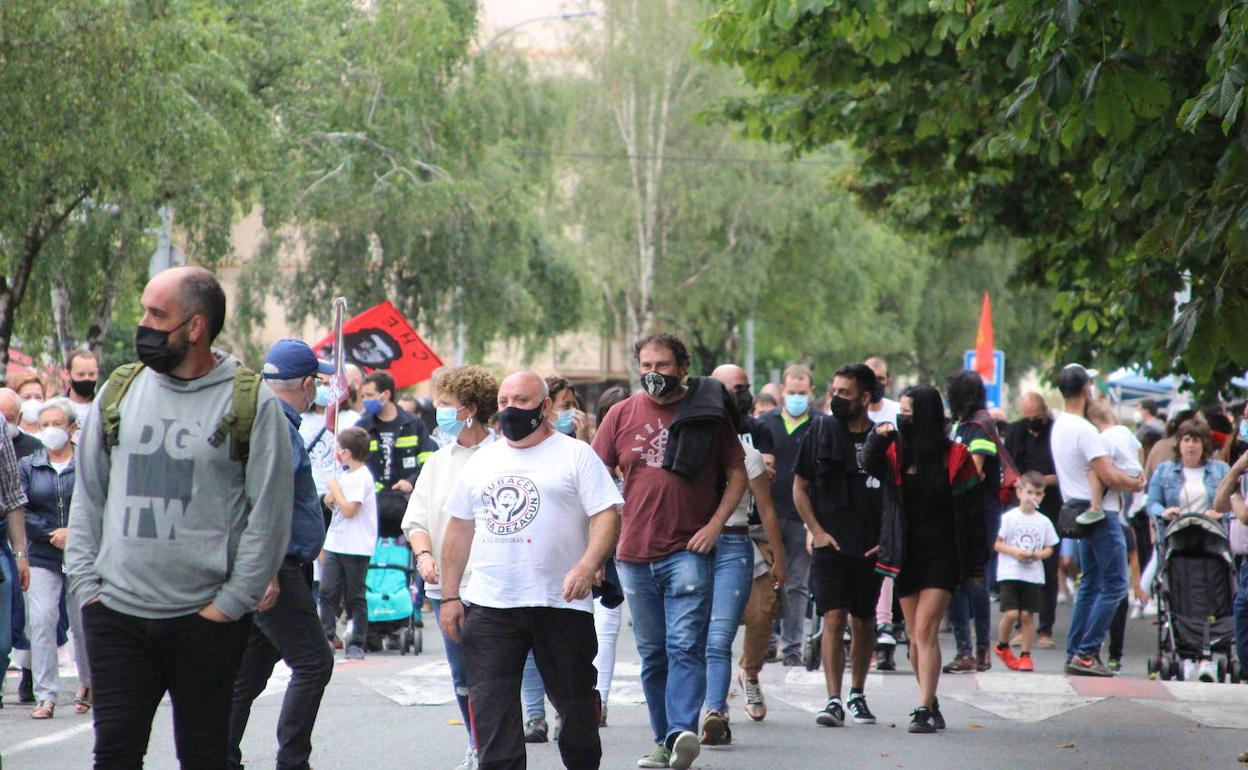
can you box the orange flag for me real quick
[975,292,995,382]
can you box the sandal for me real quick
[72,690,92,715]
[31,700,55,719]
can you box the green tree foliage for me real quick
[565,0,929,382]
[240,0,582,359]
[0,0,341,374]
[704,0,1248,390]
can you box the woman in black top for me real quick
[867,385,987,734]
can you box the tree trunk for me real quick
[84,235,125,351]
[51,271,75,365]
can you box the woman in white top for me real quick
[402,366,498,770]
[1145,419,1230,682]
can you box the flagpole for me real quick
[330,296,348,481]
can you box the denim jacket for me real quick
[19,449,75,572]
[1146,459,1230,520]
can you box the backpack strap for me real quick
[101,362,147,452]
[208,366,263,462]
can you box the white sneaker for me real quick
[1198,659,1216,683]
[669,731,700,770]
[1143,599,1158,617]
[1182,659,1196,682]
[1130,603,1143,620]
[454,748,478,770]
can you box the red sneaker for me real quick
[994,644,1020,670]
[1015,655,1034,672]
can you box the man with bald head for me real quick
[1004,391,1062,648]
[0,388,41,460]
[66,266,294,768]
[440,370,622,770]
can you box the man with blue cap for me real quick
[228,339,336,770]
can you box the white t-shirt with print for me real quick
[324,464,378,556]
[1051,411,1108,501]
[446,431,624,613]
[727,443,767,528]
[301,410,360,496]
[1099,424,1143,512]
[996,507,1060,584]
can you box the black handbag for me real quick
[1057,498,1091,540]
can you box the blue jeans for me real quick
[0,551,12,684]
[431,598,474,748]
[1234,561,1248,672]
[779,519,811,656]
[1066,514,1128,658]
[705,533,754,712]
[521,652,546,718]
[618,550,713,745]
[949,508,998,656]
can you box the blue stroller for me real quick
[364,537,422,655]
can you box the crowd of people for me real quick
[1,266,1247,769]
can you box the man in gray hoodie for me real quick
[66,266,293,769]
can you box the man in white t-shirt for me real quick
[1050,364,1143,677]
[439,371,622,770]
[865,356,901,426]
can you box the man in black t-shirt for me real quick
[793,364,883,729]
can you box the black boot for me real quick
[19,667,34,704]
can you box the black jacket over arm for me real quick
[662,377,737,480]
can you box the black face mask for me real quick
[640,371,680,398]
[1026,417,1046,433]
[497,404,546,442]
[896,413,914,436]
[829,395,855,421]
[734,388,754,423]
[135,318,192,374]
[69,378,97,399]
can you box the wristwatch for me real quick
[12,551,27,559]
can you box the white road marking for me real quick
[975,672,1076,695]
[3,722,94,756]
[1145,700,1248,729]
[946,692,1104,723]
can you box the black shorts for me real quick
[811,551,883,620]
[998,580,1043,613]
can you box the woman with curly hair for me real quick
[401,365,499,770]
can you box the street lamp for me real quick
[477,9,597,54]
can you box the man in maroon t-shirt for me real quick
[592,332,746,770]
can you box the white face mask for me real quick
[20,400,43,426]
[38,426,69,452]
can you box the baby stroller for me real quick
[364,537,422,655]
[1147,514,1238,682]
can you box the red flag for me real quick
[314,301,442,389]
[974,292,995,382]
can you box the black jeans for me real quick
[463,605,600,770]
[318,551,369,644]
[228,560,334,770]
[1108,596,1129,661]
[82,601,251,769]
[1038,549,1060,636]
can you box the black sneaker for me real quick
[1065,654,1112,677]
[523,716,549,743]
[815,697,845,727]
[908,706,936,734]
[782,652,803,667]
[931,698,946,730]
[847,694,876,724]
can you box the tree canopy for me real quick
[704,0,1248,391]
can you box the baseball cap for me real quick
[1056,363,1098,398]
[262,339,335,380]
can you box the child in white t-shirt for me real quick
[1077,399,1144,525]
[993,473,1060,671]
[319,426,378,660]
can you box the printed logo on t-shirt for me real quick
[482,475,541,535]
[629,418,668,468]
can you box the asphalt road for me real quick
[3,597,1247,770]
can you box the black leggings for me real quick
[318,551,370,644]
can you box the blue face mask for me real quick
[314,385,330,408]
[784,393,810,417]
[1239,420,1248,443]
[555,409,576,435]
[437,406,466,437]
[362,398,382,416]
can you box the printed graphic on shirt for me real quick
[853,439,882,490]
[629,418,668,468]
[122,416,199,540]
[482,475,541,535]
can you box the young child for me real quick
[319,426,379,660]
[994,472,1060,671]
[1077,400,1144,525]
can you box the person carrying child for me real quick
[994,472,1060,671]
[319,426,379,660]
[1076,400,1144,526]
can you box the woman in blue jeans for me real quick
[401,365,499,770]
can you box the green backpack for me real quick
[100,362,262,462]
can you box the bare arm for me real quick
[437,516,475,643]
[750,472,786,585]
[324,477,361,518]
[1214,452,1248,513]
[1090,455,1143,492]
[793,474,835,550]
[563,507,621,601]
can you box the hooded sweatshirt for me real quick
[65,352,293,620]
